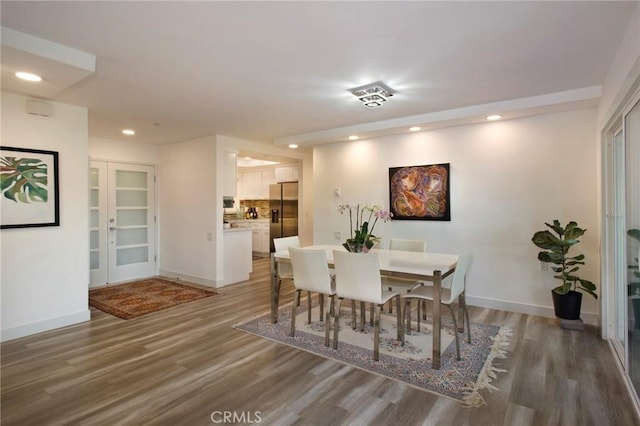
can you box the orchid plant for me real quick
[338,204,393,252]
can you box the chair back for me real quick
[333,250,383,304]
[289,247,333,294]
[273,236,300,277]
[389,238,427,252]
[447,253,471,302]
[274,236,300,253]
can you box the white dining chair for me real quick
[273,236,300,308]
[401,254,471,360]
[332,250,402,361]
[381,238,428,313]
[288,247,336,346]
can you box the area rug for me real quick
[234,301,511,406]
[89,278,216,319]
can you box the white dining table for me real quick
[270,244,459,369]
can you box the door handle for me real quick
[109,226,123,231]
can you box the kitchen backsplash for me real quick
[224,199,270,221]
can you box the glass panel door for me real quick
[108,163,156,283]
[89,161,108,286]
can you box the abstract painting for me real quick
[389,163,450,221]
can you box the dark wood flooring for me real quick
[1,258,639,425]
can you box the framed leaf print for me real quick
[1,146,60,229]
[389,163,450,221]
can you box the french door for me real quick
[604,91,640,404]
[89,161,156,287]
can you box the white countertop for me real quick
[223,228,252,233]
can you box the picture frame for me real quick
[389,163,450,221]
[1,146,60,229]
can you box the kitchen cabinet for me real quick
[222,151,237,197]
[238,169,276,199]
[251,221,270,254]
[230,220,270,254]
[275,165,299,183]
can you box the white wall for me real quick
[313,108,599,323]
[89,136,160,164]
[1,92,90,341]
[158,136,217,286]
[598,2,640,127]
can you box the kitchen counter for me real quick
[222,228,252,286]
[229,219,269,224]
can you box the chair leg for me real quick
[319,294,324,322]
[290,290,300,337]
[370,303,374,326]
[329,295,335,317]
[447,304,461,360]
[462,295,471,344]
[373,304,382,361]
[359,301,365,331]
[395,295,402,341]
[417,300,421,332]
[307,291,312,324]
[324,307,331,347]
[351,300,356,330]
[422,300,427,320]
[404,299,412,339]
[333,298,343,350]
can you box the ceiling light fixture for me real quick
[348,135,359,140]
[122,129,135,136]
[486,114,502,121]
[288,144,298,149]
[348,81,396,109]
[409,126,421,132]
[15,71,42,82]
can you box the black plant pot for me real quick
[552,290,583,320]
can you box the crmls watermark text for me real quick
[210,411,262,424]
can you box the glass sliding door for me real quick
[626,99,640,395]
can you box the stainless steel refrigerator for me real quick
[269,182,298,252]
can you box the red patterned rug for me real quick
[89,278,216,319]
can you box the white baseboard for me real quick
[158,269,219,288]
[1,309,91,342]
[466,295,598,326]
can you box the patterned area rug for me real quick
[234,301,511,406]
[89,278,216,319]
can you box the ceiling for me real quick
[0,1,637,150]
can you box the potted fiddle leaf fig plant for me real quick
[531,220,597,320]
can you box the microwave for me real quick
[223,196,235,209]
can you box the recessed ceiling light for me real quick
[122,129,135,136]
[288,144,298,149]
[15,71,42,82]
[409,126,421,132]
[348,135,359,140]
[486,114,502,121]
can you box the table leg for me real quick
[270,254,279,323]
[432,270,441,369]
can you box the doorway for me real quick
[89,161,157,287]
